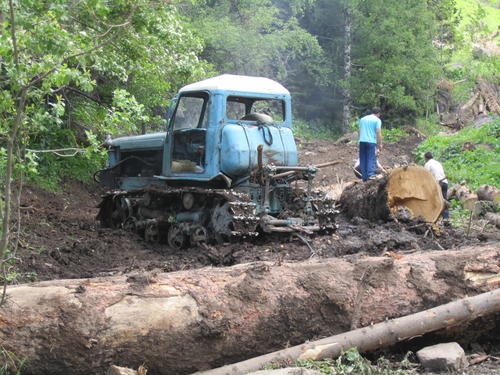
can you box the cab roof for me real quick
[179,74,290,96]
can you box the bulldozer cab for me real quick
[226,96,284,123]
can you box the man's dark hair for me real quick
[372,106,381,114]
[424,151,433,160]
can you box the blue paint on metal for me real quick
[107,81,298,190]
[111,132,166,150]
[176,212,203,222]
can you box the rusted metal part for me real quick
[271,160,342,180]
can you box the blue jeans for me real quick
[359,142,377,181]
[440,182,449,219]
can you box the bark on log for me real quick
[477,185,500,203]
[0,245,499,375]
[453,184,479,211]
[339,165,444,222]
[485,212,500,228]
[194,289,500,375]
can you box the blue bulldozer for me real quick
[95,74,338,249]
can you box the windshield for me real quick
[226,96,284,122]
[172,93,208,130]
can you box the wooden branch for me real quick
[194,289,500,375]
[0,88,27,273]
[25,35,115,90]
[26,147,86,157]
[64,85,105,105]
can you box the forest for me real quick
[1,0,498,188]
[0,0,499,374]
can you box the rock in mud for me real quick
[417,342,468,371]
[248,368,323,375]
[107,365,139,375]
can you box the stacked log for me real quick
[477,185,500,203]
[449,183,498,217]
[449,183,479,211]
[438,79,500,128]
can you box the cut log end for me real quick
[340,165,444,223]
[387,166,444,223]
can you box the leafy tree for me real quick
[349,0,442,125]
[0,0,207,289]
[182,0,331,122]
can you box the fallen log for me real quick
[454,184,479,211]
[194,289,500,375]
[339,165,444,222]
[0,244,499,375]
[485,212,500,228]
[476,185,500,203]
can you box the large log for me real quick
[1,244,499,375]
[340,165,444,222]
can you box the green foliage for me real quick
[414,116,442,136]
[350,0,442,125]
[455,0,500,35]
[449,199,472,227]
[294,348,416,374]
[445,0,500,84]
[415,119,500,189]
[182,0,332,123]
[0,348,25,375]
[0,0,208,189]
[293,118,341,140]
[383,128,407,143]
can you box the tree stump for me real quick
[340,165,444,222]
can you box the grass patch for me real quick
[415,119,500,190]
[0,348,25,375]
[383,128,408,143]
[455,0,500,33]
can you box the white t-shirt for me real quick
[424,159,448,184]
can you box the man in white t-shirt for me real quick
[424,152,449,220]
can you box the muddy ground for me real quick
[11,133,500,374]
[13,134,489,281]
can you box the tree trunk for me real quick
[1,245,498,375]
[341,1,352,134]
[339,166,444,222]
[195,289,500,375]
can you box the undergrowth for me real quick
[265,348,417,374]
[0,348,25,375]
[415,118,500,190]
[294,118,341,141]
[383,128,407,142]
[26,150,106,192]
